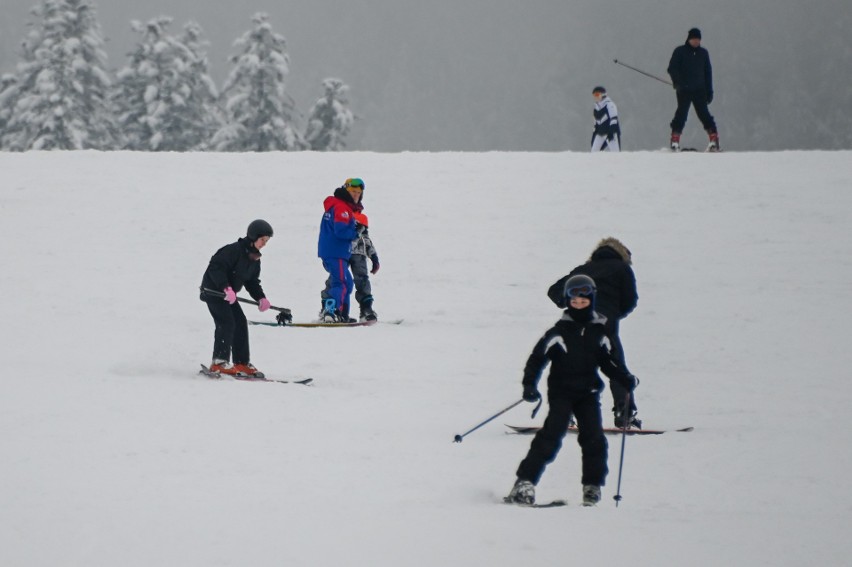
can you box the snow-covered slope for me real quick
[1,150,850,566]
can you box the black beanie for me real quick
[688,28,702,40]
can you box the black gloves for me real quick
[625,374,639,391]
[523,385,541,403]
[706,91,714,104]
[370,254,380,274]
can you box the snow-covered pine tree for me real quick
[0,75,18,137]
[304,78,354,151]
[212,13,306,152]
[113,17,222,151]
[0,0,119,151]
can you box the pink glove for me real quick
[223,287,237,304]
[259,297,271,312]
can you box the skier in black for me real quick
[200,219,275,377]
[667,27,719,152]
[506,275,638,507]
[547,237,640,428]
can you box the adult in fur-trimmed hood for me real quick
[547,237,640,428]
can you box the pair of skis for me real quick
[199,364,313,386]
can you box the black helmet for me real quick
[563,274,596,300]
[247,219,274,240]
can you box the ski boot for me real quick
[670,132,681,152]
[614,409,642,429]
[706,131,720,152]
[359,300,378,322]
[582,485,601,507]
[506,478,536,505]
[210,359,239,376]
[233,363,263,378]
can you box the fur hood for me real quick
[590,237,632,265]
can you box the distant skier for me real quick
[667,27,720,152]
[506,274,638,507]
[547,237,640,429]
[318,178,361,322]
[199,219,275,377]
[590,86,620,152]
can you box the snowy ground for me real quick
[1,149,851,566]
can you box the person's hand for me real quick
[706,91,714,104]
[370,254,380,274]
[259,297,271,312]
[523,385,541,403]
[223,287,237,304]
[625,374,640,392]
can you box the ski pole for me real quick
[200,287,293,324]
[613,59,672,86]
[613,392,632,507]
[453,399,524,443]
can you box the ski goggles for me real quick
[566,284,595,298]
[345,178,365,190]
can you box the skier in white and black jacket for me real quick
[506,275,637,507]
[590,86,620,152]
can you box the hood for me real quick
[590,237,632,264]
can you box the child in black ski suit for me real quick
[199,219,275,377]
[507,275,637,507]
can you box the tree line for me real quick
[0,1,353,152]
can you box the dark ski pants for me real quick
[516,393,608,487]
[321,257,354,316]
[206,300,250,364]
[670,89,717,134]
[605,318,636,414]
[323,254,372,309]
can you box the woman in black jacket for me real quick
[547,237,640,428]
[199,220,274,377]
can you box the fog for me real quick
[2,0,850,151]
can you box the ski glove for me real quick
[258,297,271,312]
[223,287,237,304]
[706,91,714,104]
[370,254,380,274]
[625,374,639,392]
[523,385,541,403]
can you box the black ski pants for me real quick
[206,300,250,364]
[516,393,608,487]
[670,89,716,134]
[599,317,636,415]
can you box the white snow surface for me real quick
[1,150,851,566]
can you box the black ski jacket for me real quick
[199,237,266,302]
[547,246,638,320]
[523,312,635,400]
[667,42,714,99]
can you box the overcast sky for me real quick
[1,0,850,151]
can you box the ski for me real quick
[502,497,567,508]
[199,364,313,385]
[505,424,693,435]
[249,319,403,328]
